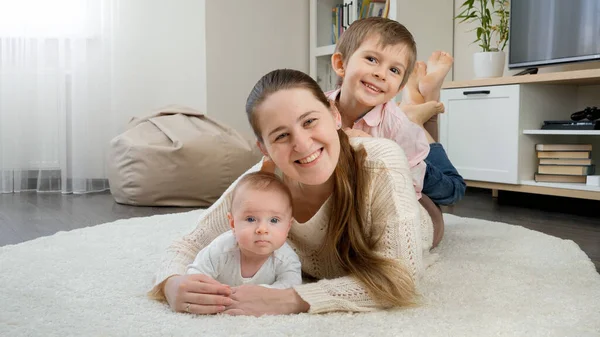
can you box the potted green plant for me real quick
[456,0,510,78]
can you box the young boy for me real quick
[329,17,465,206]
[186,172,302,289]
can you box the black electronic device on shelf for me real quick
[541,106,600,130]
[541,120,600,130]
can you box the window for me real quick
[0,0,95,38]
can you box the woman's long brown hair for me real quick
[245,69,416,307]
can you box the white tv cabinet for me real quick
[440,69,600,201]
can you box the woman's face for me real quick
[255,88,341,186]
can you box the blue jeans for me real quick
[422,143,466,206]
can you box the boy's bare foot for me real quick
[400,101,445,126]
[402,61,427,105]
[419,51,454,102]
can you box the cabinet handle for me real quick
[463,90,491,95]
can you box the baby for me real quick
[186,171,302,289]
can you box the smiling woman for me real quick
[150,68,436,316]
[253,88,341,187]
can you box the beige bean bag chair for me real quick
[107,105,261,207]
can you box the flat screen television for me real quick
[508,0,600,69]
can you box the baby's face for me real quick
[230,187,292,257]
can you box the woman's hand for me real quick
[223,285,309,316]
[163,274,232,315]
[343,127,372,138]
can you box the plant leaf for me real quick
[457,12,477,23]
[457,16,472,23]
[457,0,511,52]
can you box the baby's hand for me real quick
[343,128,372,138]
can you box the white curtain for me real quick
[0,0,118,194]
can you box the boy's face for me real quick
[336,35,410,108]
[228,186,293,258]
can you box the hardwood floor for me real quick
[443,188,600,272]
[1,188,598,271]
[0,191,196,246]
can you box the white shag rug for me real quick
[1,211,599,337]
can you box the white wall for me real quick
[112,0,207,124]
[395,0,454,81]
[452,1,600,81]
[109,0,309,137]
[206,1,310,137]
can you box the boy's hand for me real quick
[343,127,372,138]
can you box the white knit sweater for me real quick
[150,137,434,313]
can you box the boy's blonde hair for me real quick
[336,17,417,89]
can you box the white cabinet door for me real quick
[439,85,520,184]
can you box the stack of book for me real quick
[331,0,390,44]
[535,144,594,183]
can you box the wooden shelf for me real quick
[314,44,336,57]
[523,130,600,135]
[466,180,600,200]
[442,68,600,89]
[520,180,600,193]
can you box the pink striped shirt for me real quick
[327,89,430,199]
